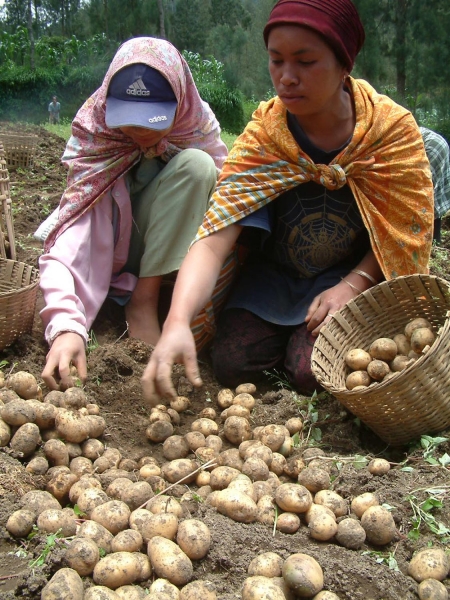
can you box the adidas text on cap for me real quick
[105,64,178,131]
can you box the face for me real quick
[267,25,347,122]
[119,125,172,148]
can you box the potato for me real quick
[146,420,174,443]
[242,576,286,600]
[90,500,131,535]
[308,512,338,541]
[61,387,87,409]
[259,425,289,452]
[115,586,148,600]
[6,509,35,537]
[275,483,312,514]
[209,466,240,490]
[80,438,105,460]
[43,438,70,467]
[0,417,11,446]
[120,481,154,511]
[41,568,84,600]
[69,476,102,504]
[65,537,99,575]
[366,359,390,381]
[170,395,191,412]
[137,512,179,543]
[221,405,251,420]
[217,388,235,409]
[223,416,253,444]
[146,495,184,517]
[86,415,107,438]
[248,552,283,578]
[393,333,411,355]
[10,422,41,457]
[180,580,217,600]
[70,456,94,478]
[205,434,223,453]
[7,371,39,399]
[161,458,198,484]
[350,492,379,518]
[369,337,398,361]
[233,392,256,410]
[285,417,303,436]
[37,508,77,536]
[191,417,219,437]
[276,512,301,534]
[176,519,211,560]
[46,471,79,504]
[20,490,62,517]
[236,383,257,395]
[344,348,372,370]
[1,398,36,426]
[140,462,162,479]
[26,456,49,475]
[404,317,433,340]
[360,505,396,545]
[149,578,181,599]
[345,370,371,390]
[410,327,436,353]
[228,476,257,502]
[304,503,336,525]
[184,431,206,451]
[297,467,331,493]
[314,490,348,517]
[85,587,121,599]
[217,448,244,471]
[335,518,366,549]
[368,458,390,475]
[215,488,258,523]
[163,435,190,460]
[55,409,91,443]
[284,456,306,479]
[111,529,143,553]
[93,552,142,589]
[408,548,450,582]
[76,487,109,517]
[390,354,415,372]
[270,453,287,476]
[31,401,57,430]
[44,390,65,406]
[313,592,341,600]
[77,520,114,554]
[282,553,324,597]
[200,407,217,420]
[242,456,270,482]
[417,578,449,600]
[256,494,276,526]
[148,536,193,586]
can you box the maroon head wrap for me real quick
[263,0,365,72]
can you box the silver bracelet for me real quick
[351,269,377,286]
[341,278,363,296]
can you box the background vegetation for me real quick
[1,0,450,139]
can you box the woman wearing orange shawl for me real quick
[142,0,433,404]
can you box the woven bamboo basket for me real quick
[0,133,38,169]
[0,258,40,351]
[311,274,450,446]
[0,141,16,260]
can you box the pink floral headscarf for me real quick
[45,36,228,250]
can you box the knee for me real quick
[176,149,216,186]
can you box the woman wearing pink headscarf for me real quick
[39,37,228,390]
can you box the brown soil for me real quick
[0,123,450,599]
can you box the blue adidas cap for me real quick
[105,64,178,131]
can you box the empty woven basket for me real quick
[0,258,40,351]
[311,274,450,446]
[0,133,38,169]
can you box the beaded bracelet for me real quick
[341,278,363,296]
[351,269,377,286]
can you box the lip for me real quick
[279,94,305,105]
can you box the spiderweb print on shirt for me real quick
[270,182,365,278]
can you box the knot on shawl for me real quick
[310,163,347,189]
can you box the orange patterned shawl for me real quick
[195,78,434,279]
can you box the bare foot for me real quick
[125,299,161,346]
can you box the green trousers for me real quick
[125,148,217,278]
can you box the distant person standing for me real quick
[48,96,61,124]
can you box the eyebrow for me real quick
[268,47,311,56]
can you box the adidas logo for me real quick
[126,78,150,97]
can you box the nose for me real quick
[279,66,299,86]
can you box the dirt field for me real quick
[0,123,450,599]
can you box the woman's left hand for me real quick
[305,280,357,336]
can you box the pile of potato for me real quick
[344,317,436,390]
[0,369,447,599]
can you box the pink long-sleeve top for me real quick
[39,177,135,345]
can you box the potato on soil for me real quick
[345,348,372,370]
[7,371,39,399]
[366,359,390,381]
[410,327,436,353]
[350,492,379,518]
[233,392,256,410]
[170,395,191,412]
[70,455,94,478]
[217,388,235,409]
[146,419,174,443]
[163,435,190,460]
[314,490,348,517]
[285,417,303,435]
[77,520,114,554]
[26,456,49,475]
[46,471,79,504]
[149,578,180,598]
[270,452,287,476]
[64,537,99,575]
[215,488,258,523]
[111,529,143,553]
[85,587,121,600]
[20,489,62,517]
[69,476,102,504]
[236,383,257,395]
[90,500,131,535]
[37,508,77,536]
[248,552,283,578]
[313,592,341,600]
[148,536,193,586]
[282,553,324,597]
[41,567,84,600]
[120,481,154,511]
[61,387,87,409]
[93,551,142,589]
[223,415,253,444]
[259,424,289,452]
[140,462,161,479]
[136,512,179,543]
[161,458,198,484]
[345,370,371,390]
[417,578,449,600]
[76,487,109,517]
[55,409,91,443]
[360,505,396,545]
[176,519,211,560]
[81,438,105,460]
[256,494,276,526]
[0,417,11,446]
[408,548,450,582]
[10,422,41,456]
[115,586,148,600]
[308,512,338,541]
[404,317,433,340]
[335,518,366,549]
[242,456,270,481]
[242,576,286,600]
[368,457,391,475]
[297,466,331,493]
[228,476,257,502]
[200,407,217,419]
[284,456,306,479]
[191,417,219,437]
[6,509,36,537]
[304,503,336,525]
[180,580,217,600]
[1,398,36,426]
[43,438,70,466]
[276,512,301,534]
[275,483,312,514]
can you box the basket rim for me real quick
[0,258,40,298]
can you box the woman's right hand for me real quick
[141,319,203,407]
[41,332,87,391]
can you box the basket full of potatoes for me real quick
[311,274,450,445]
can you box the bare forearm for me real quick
[342,250,383,294]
